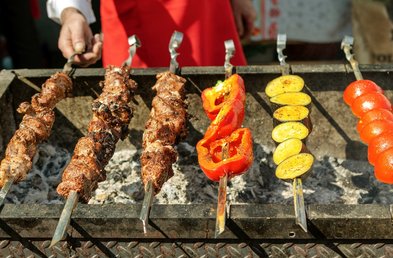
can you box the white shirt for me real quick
[46,0,96,24]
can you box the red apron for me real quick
[100,0,247,67]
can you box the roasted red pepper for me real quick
[197,74,253,181]
[201,74,246,121]
[197,128,253,181]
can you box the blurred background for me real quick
[1,0,393,69]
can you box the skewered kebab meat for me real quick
[140,71,187,195]
[0,72,72,187]
[57,65,137,203]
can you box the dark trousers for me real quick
[0,0,43,68]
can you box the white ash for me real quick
[5,142,393,205]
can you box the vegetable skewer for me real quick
[268,34,315,232]
[216,40,234,237]
[197,40,254,238]
[341,36,393,184]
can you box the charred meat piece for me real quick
[57,65,137,203]
[141,71,187,195]
[0,72,72,187]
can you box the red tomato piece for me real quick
[374,147,393,184]
[351,92,391,118]
[357,108,393,133]
[343,80,383,106]
[359,120,393,144]
[368,132,393,165]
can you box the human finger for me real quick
[58,26,76,59]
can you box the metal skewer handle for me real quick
[169,31,184,74]
[276,34,289,75]
[224,40,235,79]
[63,50,83,75]
[341,35,363,80]
[123,35,142,67]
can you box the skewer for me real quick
[341,36,363,80]
[50,190,78,247]
[0,176,13,207]
[214,39,235,238]
[215,143,229,238]
[51,36,141,247]
[139,31,184,234]
[0,49,84,208]
[277,33,308,232]
[63,50,83,76]
[123,35,142,67]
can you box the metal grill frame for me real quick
[1,65,393,257]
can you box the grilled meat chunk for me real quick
[57,65,137,203]
[0,72,72,187]
[141,71,187,195]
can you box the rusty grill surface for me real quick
[0,65,393,257]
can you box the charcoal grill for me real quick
[0,65,393,257]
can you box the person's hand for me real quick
[59,7,102,67]
[231,0,257,40]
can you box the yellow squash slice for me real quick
[273,138,306,165]
[273,105,310,122]
[265,75,305,98]
[271,121,309,143]
[275,153,314,180]
[270,92,311,106]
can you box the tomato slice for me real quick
[374,147,393,184]
[357,108,393,133]
[351,92,392,118]
[359,119,393,144]
[368,132,393,165]
[343,80,383,106]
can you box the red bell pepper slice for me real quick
[203,99,245,141]
[197,128,253,181]
[201,74,246,121]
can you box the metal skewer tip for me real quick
[50,190,79,248]
[276,33,289,75]
[0,178,14,207]
[215,143,230,238]
[215,173,228,238]
[293,178,307,232]
[140,180,154,234]
[341,35,363,81]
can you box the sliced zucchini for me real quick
[270,92,311,106]
[275,153,314,180]
[271,121,309,143]
[265,75,305,98]
[273,138,306,165]
[273,105,310,122]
